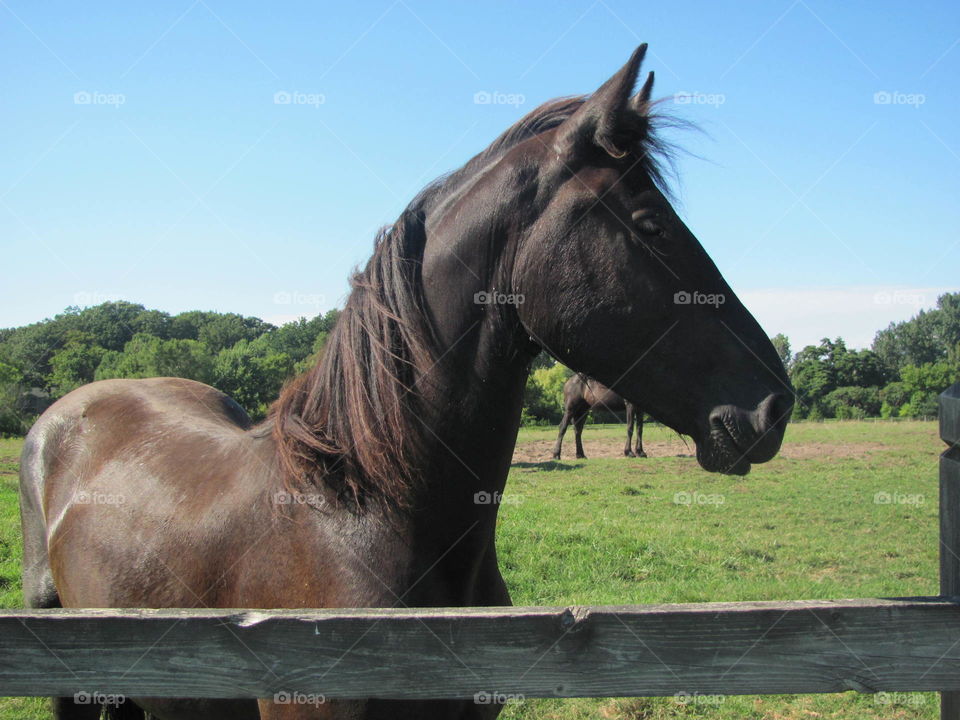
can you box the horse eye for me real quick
[639,221,664,237]
[630,209,665,238]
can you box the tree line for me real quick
[1,293,958,436]
[0,302,339,435]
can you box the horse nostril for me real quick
[763,393,793,429]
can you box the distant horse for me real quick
[20,46,791,720]
[552,374,646,459]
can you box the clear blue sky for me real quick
[2,0,958,349]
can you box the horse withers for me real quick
[21,45,792,720]
[552,374,646,459]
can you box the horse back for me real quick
[23,377,252,496]
[587,382,627,411]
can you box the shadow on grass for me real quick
[511,461,583,471]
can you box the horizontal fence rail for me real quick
[3,599,960,700]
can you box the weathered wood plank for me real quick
[942,383,960,447]
[2,599,960,699]
[941,383,960,720]
[939,440,960,597]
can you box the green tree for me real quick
[130,309,172,338]
[873,292,960,373]
[48,332,106,397]
[212,338,294,419]
[789,339,842,418]
[264,310,341,373]
[896,361,959,418]
[266,311,339,354]
[96,334,214,384]
[879,381,910,418]
[0,318,74,388]
[522,363,573,424]
[835,348,888,388]
[168,311,221,341]
[293,331,333,374]
[529,351,555,372]
[73,301,149,351]
[790,338,889,418]
[873,312,941,371]
[0,360,24,435]
[0,302,169,390]
[770,333,792,370]
[263,317,318,360]
[197,313,272,353]
[824,386,881,419]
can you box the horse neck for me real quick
[407,231,532,522]
[412,312,531,516]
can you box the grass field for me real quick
[0,421,945,719]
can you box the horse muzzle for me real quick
[696,393,792,475]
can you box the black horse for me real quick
[20,46,792,720]
[552,374,646,459]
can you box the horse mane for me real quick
[270,207,435,509]
[270,93,675,509]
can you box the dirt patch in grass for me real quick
[512,436,886,464]
[0,453,20,468]
[778,441,886,460]
[513,436,695,463]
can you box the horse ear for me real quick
[630,71,655,113]
[555,45,647,159]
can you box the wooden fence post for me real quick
[940,383,960,720]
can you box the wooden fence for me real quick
[1,383,959,717]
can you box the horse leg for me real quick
[573,412,588,459]
[19,438,108,720]
[25,586,143,720]
[624,404,636,457]
[49,699,103,720]
[552,410,572,460]
[48,692,143,720]
[103,700,147,719]
[635,407,647,458]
